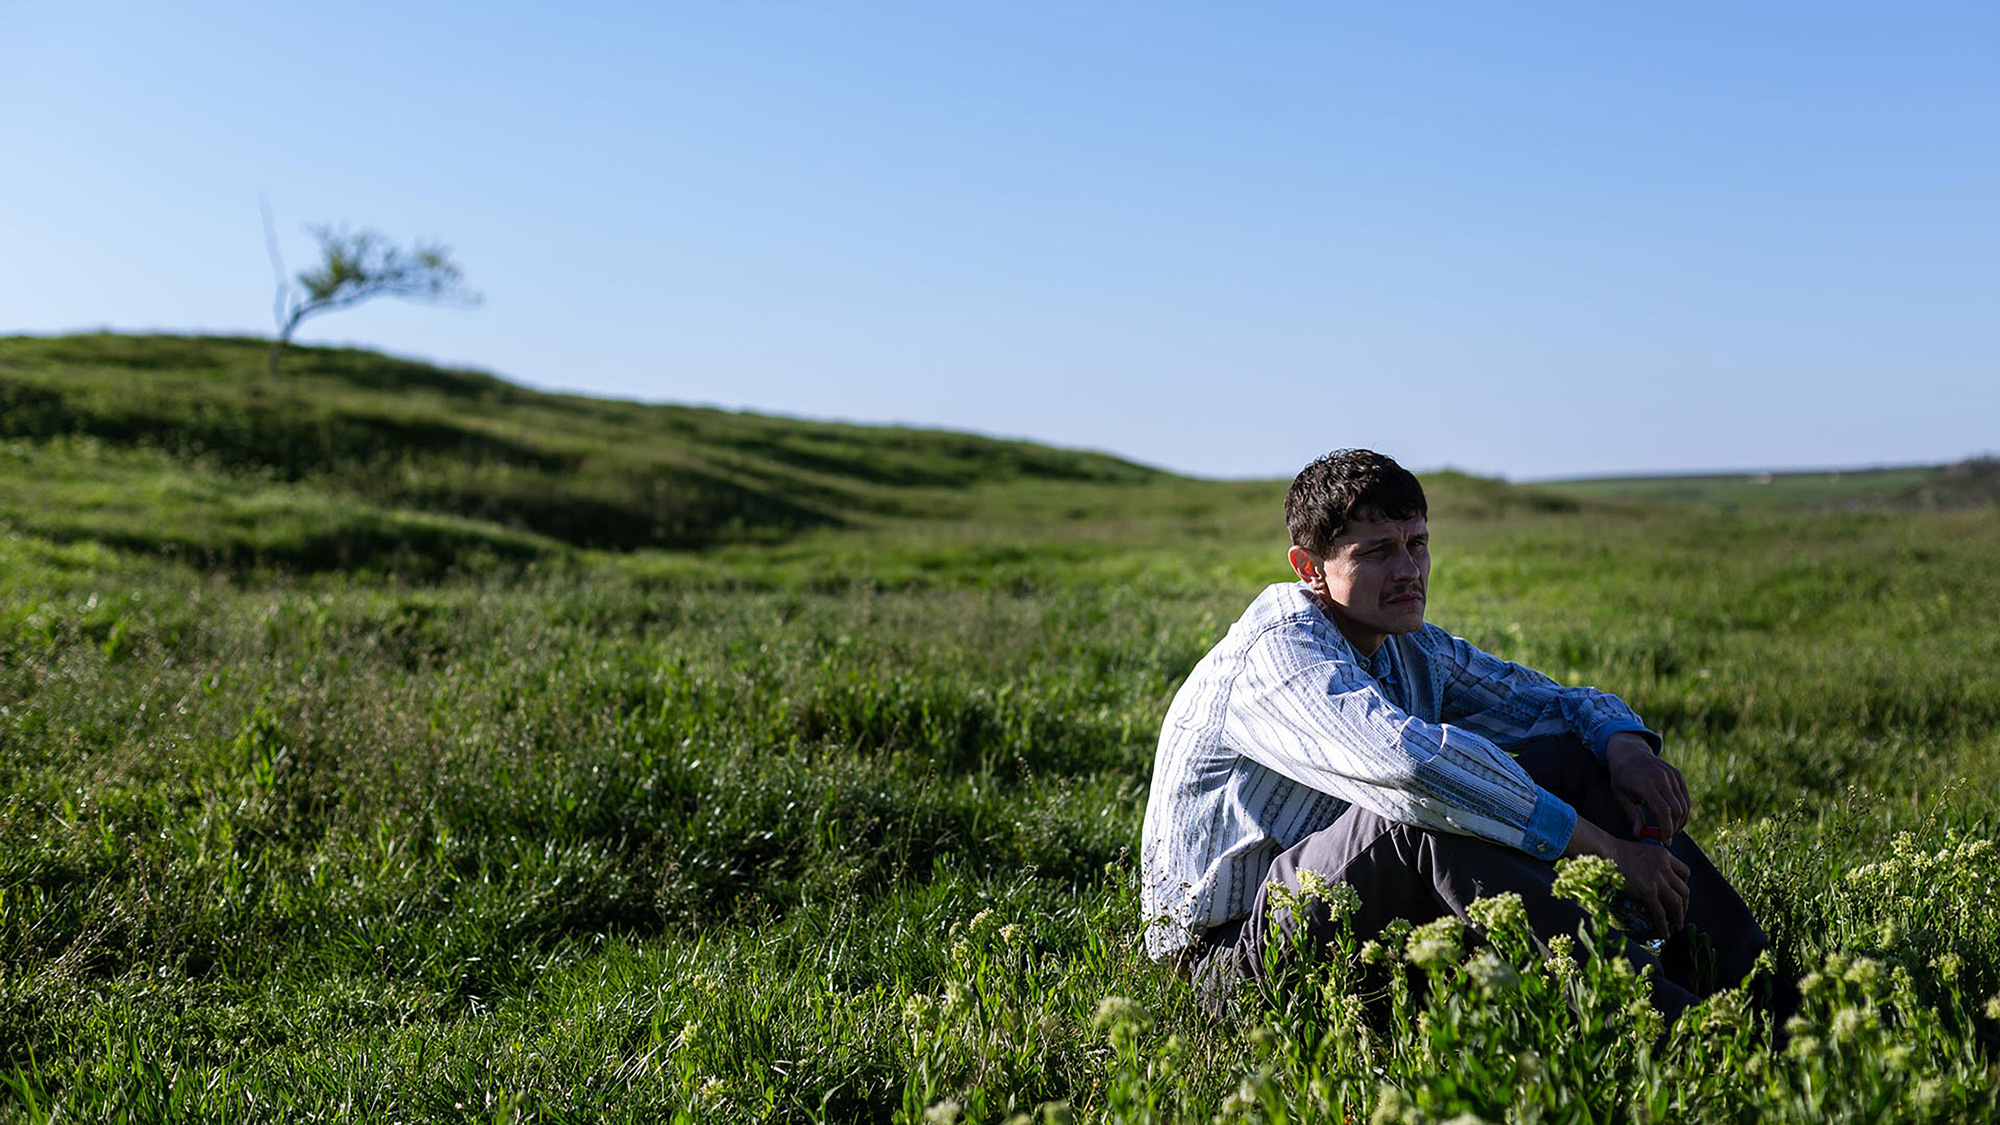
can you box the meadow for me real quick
[1,335,1996,1122]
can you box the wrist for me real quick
[1604,733,1653,768]
[1564,817,1616,860]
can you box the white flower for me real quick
[1404,916,1463,969]
[1092,995,1154,1035]
[1467,950,1519,993]
[1467,892,1527,935]
[1831,1007,1870,1043]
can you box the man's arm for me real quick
[1433,631,1660,763]
[1231,625,1578,864]
[1433,631,1691,835]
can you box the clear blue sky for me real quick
[4,2,1994,480]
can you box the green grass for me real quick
[1534,462,1995,512]
[2,335,1998,1122]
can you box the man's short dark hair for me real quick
[1285,449,1428,557]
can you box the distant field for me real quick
[2,336,1997,1123]
[1535,464,1964,510]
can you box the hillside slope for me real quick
[0,334,1160,572]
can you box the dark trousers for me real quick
[1190,734,1774,1022]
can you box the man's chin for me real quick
[1387,605,1427,633]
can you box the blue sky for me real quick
[3,2,1994,479]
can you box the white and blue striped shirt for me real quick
[1140,582,1656,960]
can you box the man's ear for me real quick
[1287,545,1322,589]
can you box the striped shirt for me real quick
[1140,582,1657,961]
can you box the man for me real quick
[1140,449,1772,1018]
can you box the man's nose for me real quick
[1391,547,1422,578]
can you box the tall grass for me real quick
[1,335,1996,1121]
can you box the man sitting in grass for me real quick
[1140,448,1776,1020]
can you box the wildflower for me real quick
[695,1076,725,1104]
[1368,1085,1412,1125]
[1306,872,1363,921]
[1883,1044,1914,1070]
[1442,1115,1496,1125]
[1248,1025,1278,1053]
[902,993,936,1030]
[1912,1079,1945,1110]
[1788,1034,1822,1060]
[968,908,997,936]
[1297,868,1335,902]
[1039,1101,1074,1125]
[1405,915,1463,969]
[1831,1007,1871,1043]
[1699,990,1750,1036]
[1296,869,1362,921]
[1845,956,1886,995]
[1551,854,1622,905]
[924,1098,963,1125]
[1092,995,1154,1035]
[1263,882,1304,928]
[1467,892,1528,935]
[944,980,971,1015]
[1983,995,2000,1021]
[1626,997,1662,1044]
[1930,953,1962,983]
[677,1020,703,1049]
[999,923,1026,947]
[1467,950,1519,994]
[1798,972,1826,998]
[1546,934,1580,982]
[1358,939,1388,965]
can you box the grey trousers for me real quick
[1187,734,1771,1021]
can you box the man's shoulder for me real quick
[1236,582,1327,633]
[1227,584,1355,656]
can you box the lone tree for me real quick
[265,218,480,376]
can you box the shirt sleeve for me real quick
[1432,630,1661,760]
[1227,624,1577,862]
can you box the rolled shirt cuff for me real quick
[1521,787,1578,861]
[1588,721,1662,762]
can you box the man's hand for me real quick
[1608,837,1691,936]
[1605,733,1691,837]
[1566,817,1692,937]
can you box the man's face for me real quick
[1289,513,1430,652]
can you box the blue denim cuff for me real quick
[1589,722,1661,762]
[1521,788,1577,861]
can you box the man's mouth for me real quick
[1387,590,1425,606]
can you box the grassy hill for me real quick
[3,335,1997,1122]
[0,334,1160,573]
[1535,460,1999,512]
